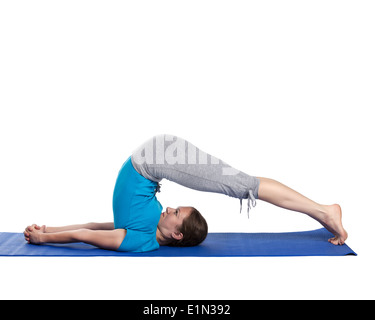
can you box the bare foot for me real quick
[321,204,348,245]
[24,224,46,244]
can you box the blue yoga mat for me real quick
[0,228,356,257]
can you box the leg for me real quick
[257,177,348,245]
[132,134,260,200]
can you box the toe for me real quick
[328,236,339,245]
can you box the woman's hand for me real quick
[24,224,46,243]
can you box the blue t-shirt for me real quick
[112,157,163,252]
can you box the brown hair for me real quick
[168,207,208,247]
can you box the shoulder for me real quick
[117,229,159,253]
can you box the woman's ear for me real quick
[172,231,183,240]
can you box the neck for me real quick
[156,227,170,246]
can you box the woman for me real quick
[24,134,348,252]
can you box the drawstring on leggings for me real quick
[154,183,161,194]
[239,189,256,218]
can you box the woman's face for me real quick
[158,206,191,240]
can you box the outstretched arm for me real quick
[24,227,126,251]
[43,222,115,233]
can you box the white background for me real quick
[0,0,374,300]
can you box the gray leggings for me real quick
[131,134,260,215]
